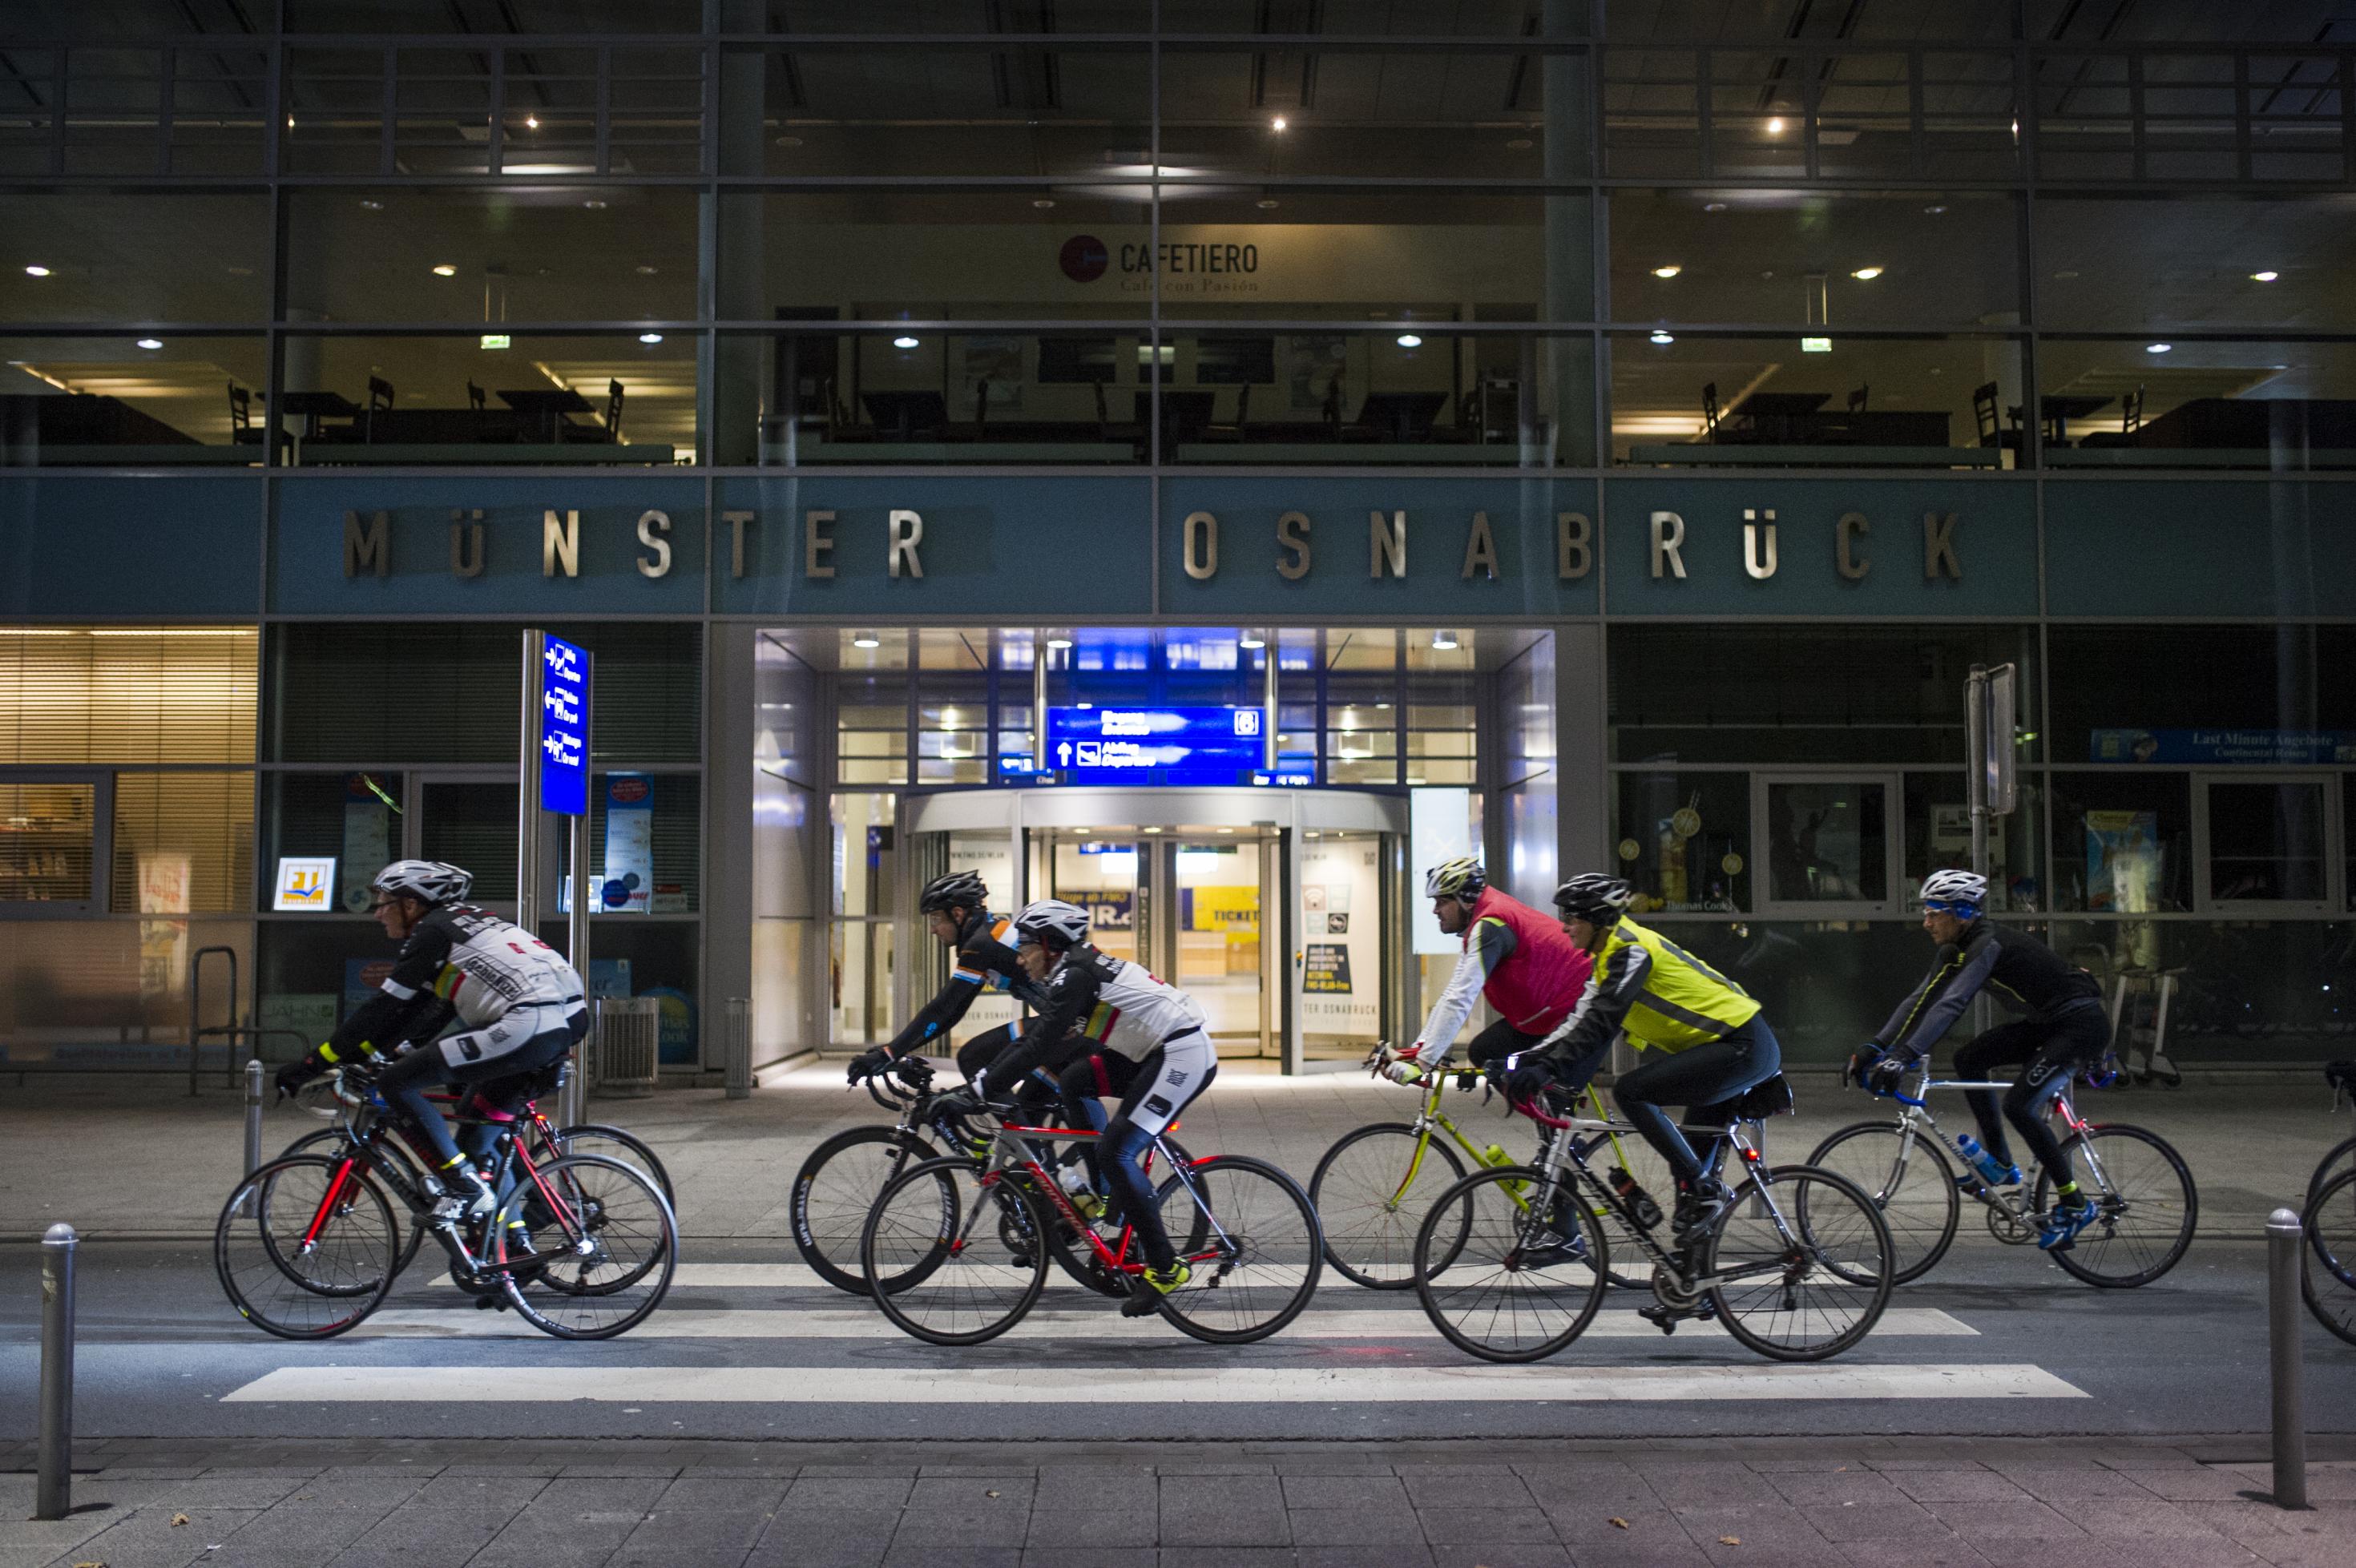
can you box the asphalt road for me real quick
[4,1233,2349,1445]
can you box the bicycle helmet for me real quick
[1012,897,1091,952]
[1423,857,1487,901]
[370,859,473,907]
[1918,869,1987,915]
[1553,873,1634,925]
[918,869,990,916]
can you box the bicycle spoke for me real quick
[1708,1167,1893,1362]
[1154,1156,1322,1344]
[1414,1169,1605,1363]
[1311,1124,1465,1289]
[865,1159,1045,1345]
[216,1156,399,1340]
[497,1155,676,1340]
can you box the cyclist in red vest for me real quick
[1385,857,1595,1083]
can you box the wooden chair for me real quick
[2080,385,2146,448]
[1847,384,1869,413]
[364,376,393,443]
[466,381,486,411]
[604,378,625,441]
[1701,381,1721,438]
[1203,381,1253,442]
[1972,381,2005,448]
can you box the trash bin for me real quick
[721,997,754,1099]
[593,996,660,1098]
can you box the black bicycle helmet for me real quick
[918,869,990,916]
[1553,873,1634,925]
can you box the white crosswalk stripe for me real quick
[223,1362,2087,1404]
[344,1305,1985,1341]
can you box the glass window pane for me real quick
[1764,780,1888,905]
[1,194,271,324]
[111,770,254,915]
[2,335,272,464]
[0,781,97,906]
[418,780,518,905]
[2207,780,2328,904]
[2039,198,2356,332]
[2038,337,2356,471]
[2050,772,2193,913]
[1615,771,1749,913]
[264,772,405,917]
[0,628,257,765]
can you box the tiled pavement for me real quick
[3,1437,2354,1568]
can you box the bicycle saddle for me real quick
[1730,1074,1795,1122]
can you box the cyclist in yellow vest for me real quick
[1507,873,1782,1247]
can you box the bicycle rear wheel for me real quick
[792,1124,942,1293]
[2308,1135,2356,1209]
[216,1155,399,1340]
[1569,1130,1676,1290]
[494,1155,677,1340]
[1704,1165,1894,1363]
[1309,1123,1468,1290]
[2031,1123,2197,1288]
[863,1157,1048,1346]
[1805,1121,1959,1285]
[551,1123,676,1207]
[1413,1166,1607,1364]
[1152,1155,1323,1344]
[281,1127,430,1283]
[2302,1167,2356,1347]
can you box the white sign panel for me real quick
[1409,786,1477,956]
[273,856,339,913]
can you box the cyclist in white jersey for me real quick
[276,860,588,1223]
[972,898,1217,1313]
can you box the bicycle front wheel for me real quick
[862,1158,1048,1346]
[2302,1167,2356,1347]
[280,1128,430,1282]
[1806,1121,1960,1285]
[792,1124,942,1293]
[216,1155,399,1340]
[2031,1123,2197,1288]
[494,1155,677,1340]
[1152,1155,1323,1344]
[1704,1164,1894,1363]
[1309,1123,1467,1290]
[1413,1166,1607,1364]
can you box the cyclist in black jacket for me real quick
[845,870,1051,1088]
[1853,869,2108,1251]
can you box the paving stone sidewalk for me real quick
[5,1437,2354,1568]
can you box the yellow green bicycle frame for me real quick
[1384,1072,1645,1217]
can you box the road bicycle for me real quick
[216,1064,677,1340]
[1412,1073,1894,1364]
[1809,1058,2197,1288]
[1312,1043,1675,1291]
[857,1098,1321,1346]
[2300,1061,2356,1346]
[793,1054,1188,1296]
[280,1061,673,1285]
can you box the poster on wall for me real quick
[1409,786,1476,956]
[341,774,393,912]
[2085,810,2160,913]
[1302,943,1353,992]
[1298,837,1382,1036]
[601,774,654,913]
[137,852,192,1001]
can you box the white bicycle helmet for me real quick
[1918,869,1987,911]
[1423,857,1487,901]
[370,859,474,906]
[1013,897,1091,951]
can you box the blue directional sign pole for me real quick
[517,631,545,945]
[535,633,594,1123]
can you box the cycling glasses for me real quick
[1920,898,1979,918]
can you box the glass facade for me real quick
[5,2,2354,1074]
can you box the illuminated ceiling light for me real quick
[1430,629,1459,651]
[635,264,658,275]
[2251,270,2279,282]
[2145,341,2172,354]
[1649,330,1675,345]
[1031,198,1055,208]
[23,265,49,277]
[1046,633,1074,649]
[135,338,162,350]
[1850,265,1884,280]
[1238,630,1265,648]
[583,200,607,210]
[1257,198,1279,209]
[360,199,383,210]
[851,631,880,648]
[524,115,539,129]
[1270,116,1288,131]
[1704,201,1728,212]
[1651,264,1681,279]
[637,332,663,344]
[1765,116,1786,134]
[893,335,920,349]
[1923,204,1947,215]
[431,264,457,276]
[1395,333,1422,348]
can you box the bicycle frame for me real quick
[1885,1071,2121,1202]
[1383,1070,1644,1219]
[974,1116,1228,1282]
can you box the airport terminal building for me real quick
[3,0,2353,1080]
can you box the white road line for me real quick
[348,1306,1979,1341]
[224,1362,2085,1404]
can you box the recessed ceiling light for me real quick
[1649,330,1675,345]
[583,200,607,210]
[775,135,803,147]
[1704,202,1728,212]
[1765,116,1786,134]
[1257,198,1279,209]
[635,264,657,276]
[430,264,456,276]
[1923,204,1947,215]
[893,335,919,349]
[2251,270,2279,282]
[1271,116,1288,131]
[1047,634,1074,649]
[1431,630,1459,651]
[360,199,382,210]
[638,333,663,344]
[1507,137,1533,150]
[1652,264,1681,279]
[1031,198,1055,209]
[2145,342,2172,354]
[23,265,49,277]
[1395,333,1422,348]
[135,338,162,349]
[523,115,539,129]
[851,631,879,649]
[1850,265,1883,280]
[1239,631,1265,648]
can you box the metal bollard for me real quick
[244,1058,265,1173]
[37,1223,76,1521]
[2267,1206,2309,1510]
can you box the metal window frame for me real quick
[1749,769,1906,920]
[0,767,113,919]
[2191,768,2342,917]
